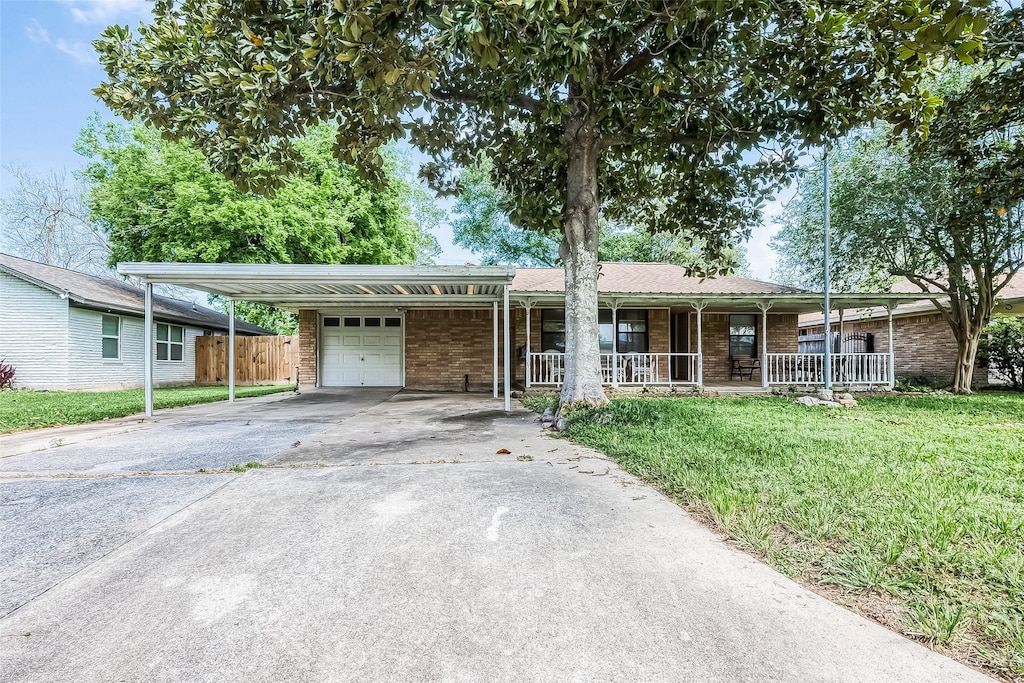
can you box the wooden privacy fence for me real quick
[195,335,298,386]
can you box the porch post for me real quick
[144,282,153,417]
[611,301,619,388]
[759,303,770,388]
[228,299,235,402]
[503,285,511,412]
[525,302,532,388]
[838,307,845,351]
[887,305,895,389]
[694,301,705,386]
[493,300,499,398]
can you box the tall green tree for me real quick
[76,118,438,267]
[94,0,985,409]
[76,118,439,332]
[452,160,749,272]
[771,122,1023,393]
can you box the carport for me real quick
[116,263,517,416]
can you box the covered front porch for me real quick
[514,291,916,391]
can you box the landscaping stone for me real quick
[816,388,834,402]
[796,396,850,409]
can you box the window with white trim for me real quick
[156,323,185,361]
[101,315,120,359]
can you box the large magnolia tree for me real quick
[94,0,987,409]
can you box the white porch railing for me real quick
[765,353,893,387]
[528,352,700,387]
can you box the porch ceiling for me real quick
[513,291,927,313]
[116,263,517,309]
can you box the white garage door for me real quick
[321,314,403,387]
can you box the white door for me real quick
[321,314,403,386]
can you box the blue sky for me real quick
[0,0,782,276]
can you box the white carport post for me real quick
[503,285,511,412]
[228,299,236,402]
[525,302,532,388]
[144,282,154,417]
[493,300,499,398]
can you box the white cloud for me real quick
[23,17,96,65]
[61,0,150,24]
[54,39,96,65]
[24,19,51,44]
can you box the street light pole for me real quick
[823,143,832,390]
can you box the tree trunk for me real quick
[952,325,982,394]
[556,112,607,418]
[945,277,995,395]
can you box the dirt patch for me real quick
[438,410,519,425]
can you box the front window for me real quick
[729,314,757,357]
[616,310,648,353]
[541,309,648,353]
[541,309,566,353]
[101,315,120,359]
[156,323,184,361]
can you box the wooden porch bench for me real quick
[730,356,761,381]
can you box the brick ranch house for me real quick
[118,262,919,414]
[798,272,1024,386]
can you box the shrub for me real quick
[0,360,14,390]
[987,316,1024,390]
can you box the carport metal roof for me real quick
[119,262,517,417]
[116,262,517,309]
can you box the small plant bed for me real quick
[0,385,294,434]
[524,393,1024,680]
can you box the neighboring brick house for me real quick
[121,261,917,410]
[798,272,1024,386]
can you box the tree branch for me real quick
[428,88,543,114]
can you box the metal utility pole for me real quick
[823,143,832,390]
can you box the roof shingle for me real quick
[511,262,804,295]
[0,253,271,335]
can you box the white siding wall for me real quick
[0,272,70,389]
[66,306,204,390]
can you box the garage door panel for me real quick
[321,314,403,387]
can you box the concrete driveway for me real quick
[0,390,991,682]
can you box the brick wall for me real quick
[297,309,317,386]
[689,312,798,384]
[405,308,510,392]
[804,312,961,383]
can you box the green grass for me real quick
[0,385,295,433]
[526,393,1024,678]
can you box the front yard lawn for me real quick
[527,393,1024,680]
[0,385,295,434]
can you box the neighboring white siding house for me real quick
[0,272,70,390]
[65,307,205,390]
[0,253,271,391]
